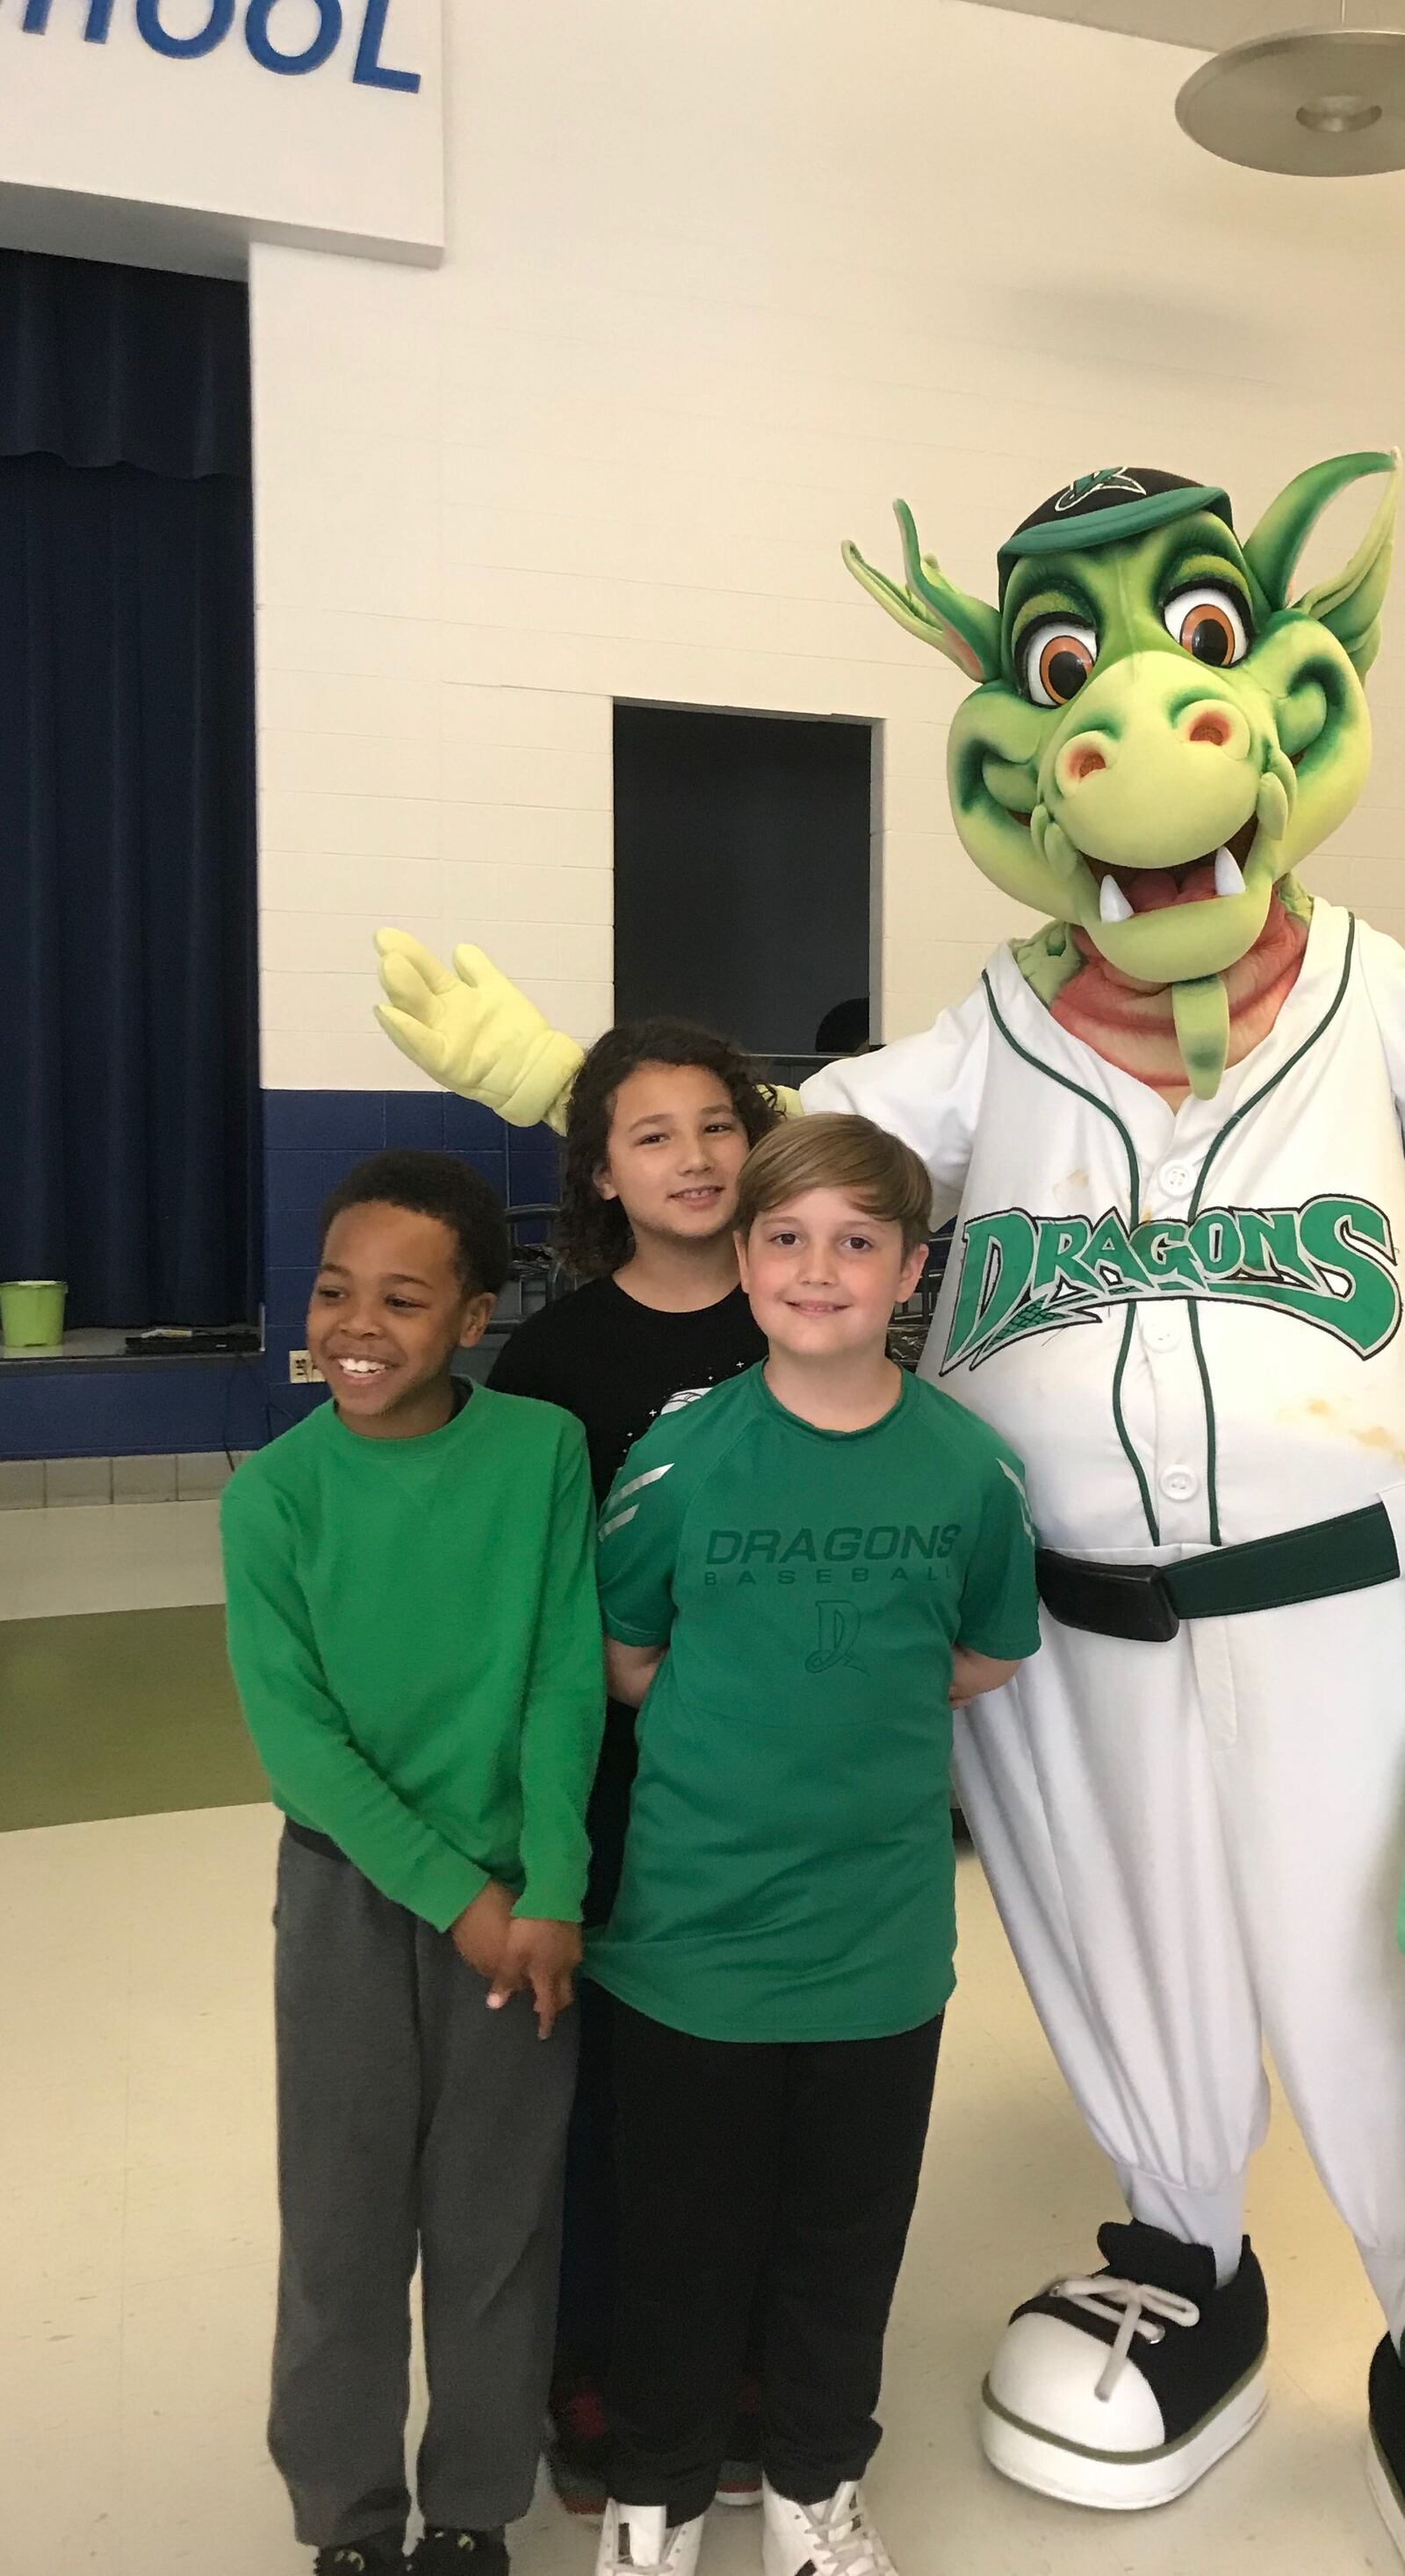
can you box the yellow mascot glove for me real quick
[374,932,585,1134]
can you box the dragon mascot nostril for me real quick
[372,451,1405,2554]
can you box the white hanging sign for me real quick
[0,0,444,265]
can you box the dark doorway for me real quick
[613,705,872,1056]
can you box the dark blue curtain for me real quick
[0,249,259,1328]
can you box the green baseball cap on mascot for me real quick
[997,465,1235,595]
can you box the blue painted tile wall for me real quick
[260,1088,558,1427]
[0,1091,557,1462]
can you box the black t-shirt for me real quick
[488,1276,767,1503]
[489,1274,767,1925]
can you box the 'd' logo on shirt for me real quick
[805,1604,868,1675]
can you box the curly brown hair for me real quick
[555,1018,779,1278]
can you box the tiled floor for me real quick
[0,1501,255,1831]
[1,1502,1399,2574]
[0,1800,1395,2576]
[0,1498,224,1622]
[0,1603,262,1831]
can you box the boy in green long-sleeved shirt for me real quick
[220,1148,604,2576]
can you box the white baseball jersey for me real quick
[803,898,1405,2335]
[804,899,1405,1558]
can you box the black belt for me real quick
[1036,1499,1400,1643]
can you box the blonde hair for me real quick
[734,1113,932,1256]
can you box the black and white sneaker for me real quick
[1368,2335,1405,2565]
[314,2545,404,2575]
[594,2502,703,2576]
[407,2535,508,2576]
[980,2220,1268,2508]
[761,2479,897,2576]
[408,2533,508,2576]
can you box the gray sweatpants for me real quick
[269,1827,578,2551]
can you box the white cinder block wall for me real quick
[251,0,1405,1090]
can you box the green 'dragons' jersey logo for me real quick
[941,1198,1401,1374]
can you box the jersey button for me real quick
[1159,1464,1199,1502]
[1160,1160,1193,1198]
[1142,1311,1180,1351]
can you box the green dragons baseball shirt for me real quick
[588,1363,1041,2043]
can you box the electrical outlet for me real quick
[288,1349,324,1385]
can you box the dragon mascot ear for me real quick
[1244,448,1400,678]
[842,500,1002,684]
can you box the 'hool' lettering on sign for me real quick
[21,0,421,89]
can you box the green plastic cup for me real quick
[0,1281,68,1350]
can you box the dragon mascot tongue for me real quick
[374,451,1405,2553]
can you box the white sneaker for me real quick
[595,2500,704,2576]
[761,2479,897,2576]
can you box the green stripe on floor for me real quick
[0,1606,267,1831]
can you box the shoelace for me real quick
[1050,2271,1202,2402]
[796,2484,894,2576]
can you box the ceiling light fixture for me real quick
[1176,8,1405,175]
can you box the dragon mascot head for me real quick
[845,452,1398,1099]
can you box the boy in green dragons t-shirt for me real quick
[220,1149,603,2576]
[589,1114,1041,2576]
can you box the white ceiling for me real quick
[970,0,1400,52]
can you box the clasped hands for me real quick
[450,1880,581,2038]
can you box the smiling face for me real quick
[307,1200,494,1437]
[595,1061,752,1249]
[737,1185,928,1366]
[948,509,1369,991]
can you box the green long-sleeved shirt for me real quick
[220,1388,604,1931]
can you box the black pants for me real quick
[607,2001,943,2522]
[556,1702,637,2383]
[556,1974,619,2383]
[557,1709,764,2422]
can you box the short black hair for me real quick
[319,1148,511,1298]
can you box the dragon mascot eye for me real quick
[1163,583,1250,665]
[1022,619,1099,706]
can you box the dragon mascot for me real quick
[373,453,1405,2551]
